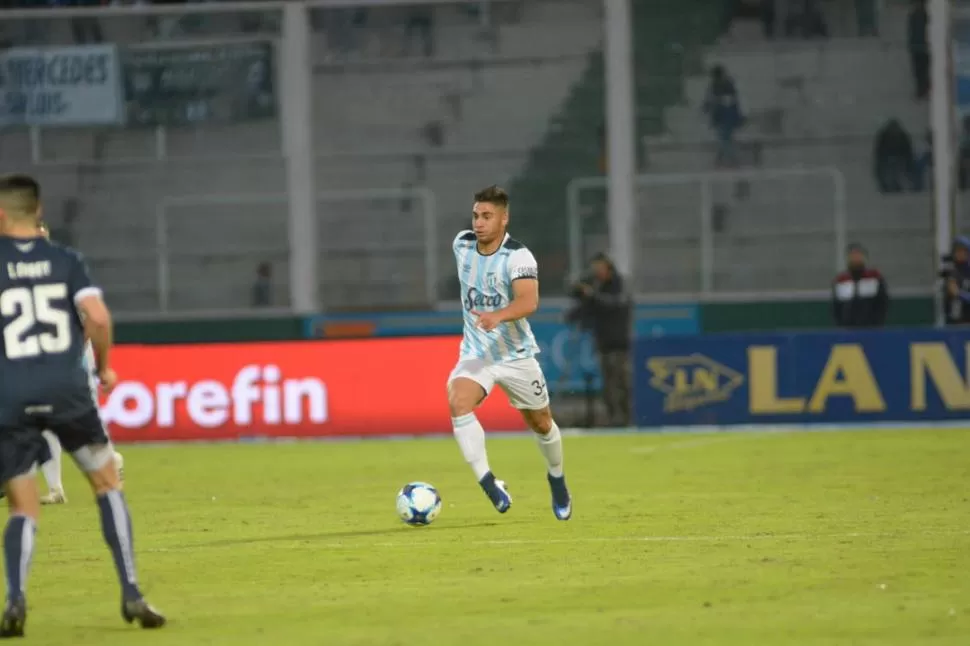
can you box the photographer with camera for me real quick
[567,253,633,427]
[941,236,970,325]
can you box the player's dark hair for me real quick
[0,174,40,217]
[474,185,509,209]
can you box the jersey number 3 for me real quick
[1,284,71,359]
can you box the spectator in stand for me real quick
[145,0,188,40]
[832,243,889,328]
[941,237,970,325]
[49,198,79,248]
[856,0,877,36]
[908,0,929,100]
[873,119,915,193]
[597,123,606,173]
[913,129,933,192]
[959,117,970,191]
[703,65,744,168]
[760,0,775,39]
[785,0,828,39]
[422,120,444,148]
[405,6,434,57]
[721,0,776,39]
[323,8,368,56]
[51,0,104,44]
[252,262,273,307]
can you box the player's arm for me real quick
[496,277,539,323]
[68,251,113,376]
[495,247,539,323]
[77,293,112,372]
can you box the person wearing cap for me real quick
[831,243,890,328]
[941,236,970,325]
[574,253,633,427]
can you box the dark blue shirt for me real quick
[0,236,100,424]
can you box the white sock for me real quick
[40,431,63,493]
[452,413,491,480]
[536,421,564,478]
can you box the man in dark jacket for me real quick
[873,119,915,193]
[703,65,744,167]
[832,243,889,328]
[941,236,970,325]
[575,254,633,427]
[908,0,929,99]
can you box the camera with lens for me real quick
[569,273,595,298]
[564,273,597,331]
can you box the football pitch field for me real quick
[25,427,970,645]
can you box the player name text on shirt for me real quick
[6,260,52,280]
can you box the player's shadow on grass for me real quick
[186,520,522,550]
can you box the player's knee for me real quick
[88,463,121,496]
[447,379,482,417]
[448,392,475,418]
[73,444,120,494]
[524,408,554,434]
[4,474,40,521]
[531,418,554,435]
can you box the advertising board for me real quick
[105,337,524,442]
[635,328,970,426]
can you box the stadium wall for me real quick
[105,324,968,443]
[115,297,935,344]
[700,296,933,332]
[116,317,305,344]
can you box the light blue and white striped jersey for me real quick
[453,230,540,363]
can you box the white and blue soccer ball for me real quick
[396,482,442,526]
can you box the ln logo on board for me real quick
[647,354,745,412]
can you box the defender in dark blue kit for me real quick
[0,175,165,637]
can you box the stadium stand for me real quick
[0,0,932,311]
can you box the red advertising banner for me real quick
[103,337,526,442]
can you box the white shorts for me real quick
[448,357,549,410]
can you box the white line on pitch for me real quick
[138,528,970,554]
[351,529,970,549]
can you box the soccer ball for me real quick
[396,482,442,526]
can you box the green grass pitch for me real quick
[20,427,970,645]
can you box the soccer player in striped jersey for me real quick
[36,221,124,505]
[447,185,572,520]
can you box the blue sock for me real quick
[3,516,35,603]
[97,490,141,601]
